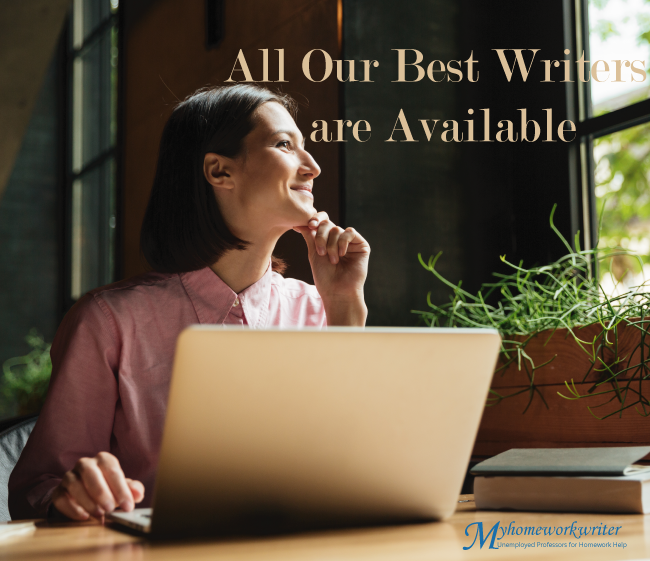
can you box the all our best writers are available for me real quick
[226,48,648,144]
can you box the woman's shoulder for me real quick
[66,272,183,326]
[270,272,321,300]
[88,271,179,297]
[58,271,186,348]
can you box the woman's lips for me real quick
[291,187,314,199]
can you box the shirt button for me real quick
[233,298,240,306]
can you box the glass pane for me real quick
[71,160,116,299]
[595,122,650,293]
[587,0,650,116]
[72,29,114,173]
[73,0,112,49]
[111,25,119,147]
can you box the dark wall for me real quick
[457,0,577,291]
[0,54,60,414]
[344,0,577,326]
[343,0,465,327]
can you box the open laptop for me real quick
[107,326,500,538]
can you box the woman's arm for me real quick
[294,212,370,326]
[8,294,142,520]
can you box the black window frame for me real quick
[568,0,650,254]
[61,1,124,315]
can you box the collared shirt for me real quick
[8,264,326,519]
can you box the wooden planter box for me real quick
[473,321,650,458]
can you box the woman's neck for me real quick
[209,236,278,294]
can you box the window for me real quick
[68,0,120,302]
[576,0,650,291]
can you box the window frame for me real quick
[62,1,123,313]
[571,0,650,253]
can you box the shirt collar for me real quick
[179,261,273,327]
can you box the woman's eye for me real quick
[277,140,292,149]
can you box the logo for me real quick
[464,521,501,550]
[463,520,626,550]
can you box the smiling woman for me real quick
[8,84,370,521]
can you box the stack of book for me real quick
[472,446,650,513]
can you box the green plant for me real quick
[413,205,650,419]
[2,329,52,415]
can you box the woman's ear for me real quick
[203,153,235,190]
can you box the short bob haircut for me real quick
[140,84,298,275]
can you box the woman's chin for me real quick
[289,191,316,215]
[295,202,317,222]
[278,198,317,229]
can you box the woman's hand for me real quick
[51,452,144,520]
[294,211,370,326]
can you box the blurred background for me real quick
[0,0,648,419]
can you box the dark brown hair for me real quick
[140,84,298,274]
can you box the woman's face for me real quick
[209,101,321,240]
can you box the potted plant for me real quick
[2,329,52,417]
[414,205,650,457]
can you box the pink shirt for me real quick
[8,264,326,519]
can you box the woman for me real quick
[8,85,370,520]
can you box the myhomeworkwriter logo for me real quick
[463,521,624,550]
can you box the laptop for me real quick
[107,326,500,538]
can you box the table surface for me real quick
[2,496,649,560]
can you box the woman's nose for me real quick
[299,150,321,179]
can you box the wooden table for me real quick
[2,496,649,560]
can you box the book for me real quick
[473,472,650,514]
[471,446,650,477]
[472,447,650,514]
